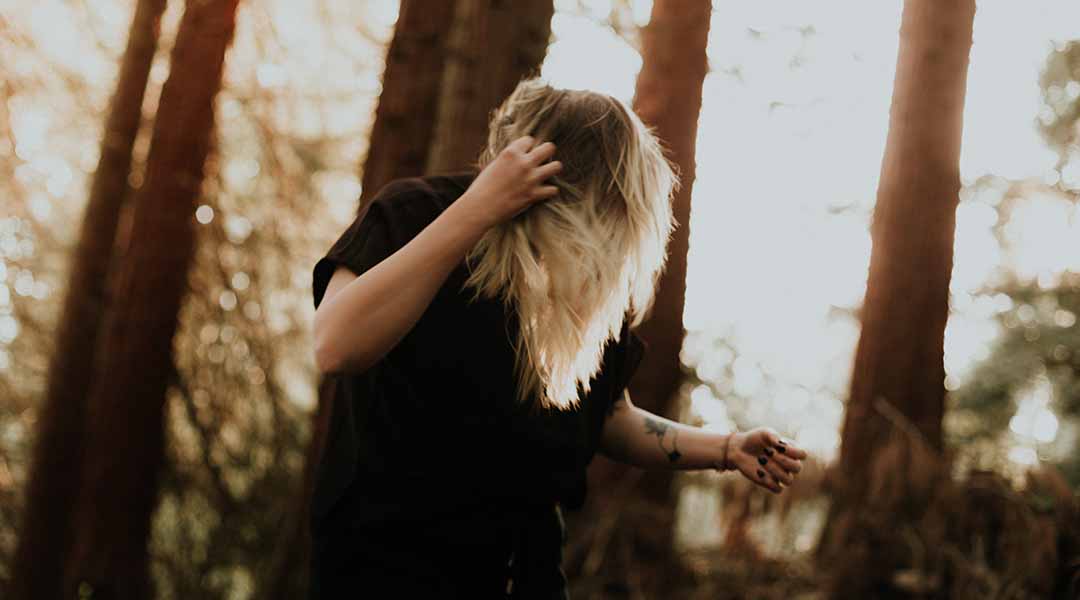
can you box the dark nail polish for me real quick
[778,440,787,446]
[777,446,786,453]
[764,447,774,457]
[757,469,765,478]
[757,456,767,465]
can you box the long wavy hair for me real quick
[460,77,679,412]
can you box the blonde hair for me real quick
[459,76,680,412]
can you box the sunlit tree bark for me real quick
[575,0,711,579]
[818,0,975,578]
[358,0,457,212]
[425,0,555,173]
[60,0,241,597]
[8,1,166,598]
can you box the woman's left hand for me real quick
[717,427,808,494]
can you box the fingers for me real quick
[529,185,560,201]
[789,446,809,460]
[751,465,782,494]
[770,451,802,474]
[508,135,536,154]
[777,440,808,460]
[525,140,556,164]
[532,160,562,182]
[765,431,809,461]
[763,457,794,487]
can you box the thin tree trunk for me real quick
[9,1,166,597]
[838,0,973,502]
[60,1,241,597]
[577,0,711,576]
[358,0,457,212]
[425,0,554,174]
[260,5,459,596]
[817,0,975,574]
[626,0,711,497]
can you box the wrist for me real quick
[717,431,738,471]
[449,190,499,233]
[439,194,496,252]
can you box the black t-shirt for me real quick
[307,171,646,597]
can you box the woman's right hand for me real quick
[459,135,563,229]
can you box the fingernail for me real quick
[778,440,787,446]
[757,469,765,478]
[757,456,767,466]
[764,447,774,457]
[777,446,786,453]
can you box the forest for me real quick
[2,0,1080,598]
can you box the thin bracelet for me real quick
[720,430,736,471]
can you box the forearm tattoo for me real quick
[644,416,682,463]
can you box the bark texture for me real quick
[573,0,711,580]
[9,1,166,597]
[837,0,974,504]
[60,0,241,597]
[425,0,555,173]
[358,0,457,212]
[816,0,976,586]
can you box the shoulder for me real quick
[367,171,476,221]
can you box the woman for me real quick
[308,77,808,599]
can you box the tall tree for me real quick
[260,4,462,597]
[837,0,974,501]
[358,0,457,212]
[817,0,976,579]
[425,0,555,173]
[59,0,241,597]
[575,0,711,581]
[9,1,167,598]
[627,0,711,473]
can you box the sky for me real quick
[541,0,1080,463]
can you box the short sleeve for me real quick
[584,318,647,446]
[606,318,647,412]
[312,179,441,310]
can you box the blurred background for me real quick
[2,0,1080,598]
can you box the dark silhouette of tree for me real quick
[8,1,166,598]
[358,0,457,212]
[837,0,974,500]
[425,0,555,173]
[626,0,710,496]
[266,4,460,597]
[60,0,241,597]
[570,0,711,591]
[817,0,975,591]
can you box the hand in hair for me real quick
[459,135,563,229]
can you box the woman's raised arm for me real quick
[312,135,562,375]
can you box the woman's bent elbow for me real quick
[313,329,377,376]
[313,334,342,376]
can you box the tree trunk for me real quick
[261,5,460,596]
[816,0,975,580]
[838,0,973,504]
[358,0,457,212]
[575,0,711,580]
[425,0,554,173]
[60,1,241,597]
[9,1,166,597]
